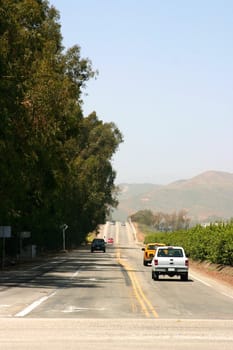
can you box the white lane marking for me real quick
[116,222,119,244]
[0,304,10,307]
[221,292,233,300]
[71,270,80,279]
[15,291,57,317]
[189,273,211,287]
[15,267,81,317]
[128,220,138,242]
[63,306,105,313]
[190,272,233,300]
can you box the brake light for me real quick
[185,259,189,267]
[153,259,158,266]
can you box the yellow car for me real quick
[142,242,165,266]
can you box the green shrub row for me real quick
[142,222,233,266]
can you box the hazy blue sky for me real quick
[50,0,233,184]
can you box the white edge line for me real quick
[190,272,233,300]
[15,291,57,317]
[221,292,233,300]
[189,273,211,287]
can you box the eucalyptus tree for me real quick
[67,112,123,243]
[0,0,123,249]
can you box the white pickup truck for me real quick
[151,246,189,281]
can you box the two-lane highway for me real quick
[115,221,233,319]
[0,221,232,349]
[0,221,232,319]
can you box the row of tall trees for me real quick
[0,0,123,250]
[131,209,190,231]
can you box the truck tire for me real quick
[152,271,159,280]
[181,272,188,281]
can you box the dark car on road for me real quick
[91,238,106,253]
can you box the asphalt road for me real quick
[0,221,232,349]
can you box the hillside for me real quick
[112,171,233,223]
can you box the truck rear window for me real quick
[157,248,183,257]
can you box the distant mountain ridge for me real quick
[113,171,233,223]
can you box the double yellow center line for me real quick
[116,249,158,318]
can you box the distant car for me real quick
[107,237,114,244]
[142,242,165,266]
[91,238,106,253]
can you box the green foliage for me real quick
[131,210,154,226]
[0,0,123,251]
[142,222,233,266]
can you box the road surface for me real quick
[0,221,232,349]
